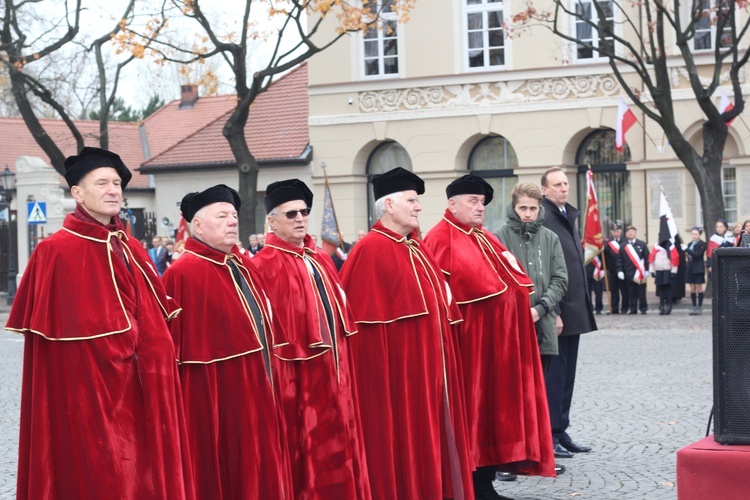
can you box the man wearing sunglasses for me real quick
[162,184,292,499]
[251,179,371,500]
[340,167,474,500]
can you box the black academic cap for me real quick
[445,174,494,205]
[63,147,132,189]
[180,184,241,222]
[371,167,425,200]
[264,179,313,214]
[611,222,623,230]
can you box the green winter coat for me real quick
[496,203,568,356]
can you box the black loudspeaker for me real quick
[713,247,750,444]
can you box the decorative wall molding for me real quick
[670,67,746,88]
[358,74,621,113]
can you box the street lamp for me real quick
[1,165,16,305]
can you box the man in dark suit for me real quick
[617,226,650,314]
[540,166,598,460]
[149,235,168,276]
[247,234,264,255]
[603,223,626,313]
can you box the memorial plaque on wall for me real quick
[649,171,683,218]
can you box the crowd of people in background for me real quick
[8,145,734,500]
[588,214,750,317]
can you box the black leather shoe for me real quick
[559,435,592,453]
[495,471,517,482]
[555,463,566,475]
[553,442,574,458]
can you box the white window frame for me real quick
[695,165,737,226]
[690,0,735,53]
[573,0,615,63]
[463,0,508,72]
[360,0,402,80]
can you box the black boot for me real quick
[473,466,513,500]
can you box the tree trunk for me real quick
[9,71,67,174]
[223,115,258,245]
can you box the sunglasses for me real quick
[277,208,311,220]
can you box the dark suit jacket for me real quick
[685,239,707,276]
[617,238,649,281]
[541,197,597,336]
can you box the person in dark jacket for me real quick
[617,226,650,314]
[685,227,707,315]
[540,167,597,460]
[603,223,626,313]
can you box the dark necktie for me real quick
[561,208,567,218]
[304,255,338,371]
[228,260,272,380]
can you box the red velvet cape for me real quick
[251,233,371,500]
[339,221,474,500]
[424,212,556,476]
[162,238,293,499]
[7,212,194,499]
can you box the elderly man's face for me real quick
[193,202,238,253]
[450,194,486,227]
[626,228,636,240]
[70,167,122,225]
[270,199,309,247]
[387,190,421,234]
[611,228,622,240]
[357,230,366,240]
[249,234,259,246]
[514,195,540,223]
[542,170,569,208]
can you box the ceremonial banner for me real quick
[583,169,603,265]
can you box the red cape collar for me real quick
[265,232,319,258]
[183,237,247,266]
[64,210,129,243]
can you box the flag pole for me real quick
[589,165,613,313]
[322,163,346,254]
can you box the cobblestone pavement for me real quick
[0,301,713,499]
[494,301,713,499]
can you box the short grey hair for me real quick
[189,206,208,233]
[374,191,405,219]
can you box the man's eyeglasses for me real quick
[276,208,311,220]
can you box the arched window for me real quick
[468,135,518,231]
[576,129,631,232]
[366,141,413,227]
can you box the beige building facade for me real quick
[306,0,750,244]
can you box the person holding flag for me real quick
[617,226,650,314]
[649,190,682,315]
[582,169,605,315]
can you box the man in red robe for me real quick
[162,184,293,499]
[340,167,474,500]
[251,179,371,500]
[423,175,556,498]
[6,147,194,499]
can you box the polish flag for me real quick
[720,90,735,126]
[615,98,637,152]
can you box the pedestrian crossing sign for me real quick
[27,201,47,224]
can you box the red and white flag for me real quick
[615,98,637,152]
[583,169,603,265]
[720,90,735,126]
